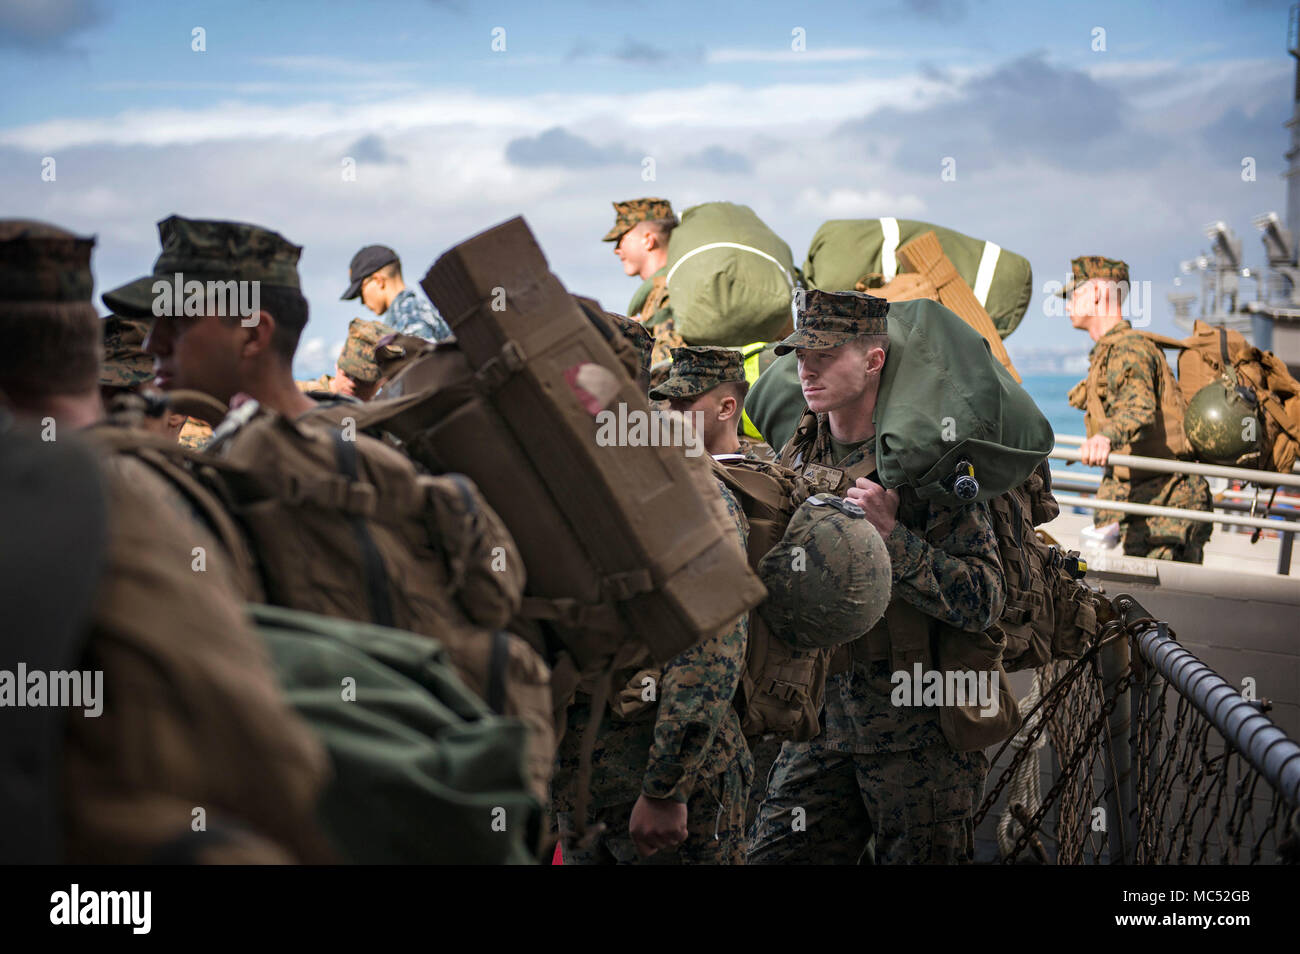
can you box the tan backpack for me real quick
[710,456,830,742]
[1145,320,1300,474]
[91,400,555,802]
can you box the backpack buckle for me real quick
[473,340,527,394]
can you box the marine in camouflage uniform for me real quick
[100,313,212,447]
[295,316,395,401]
[649,345,774,460]
[1063,256,1213,563]
[747,290,1005,865]
[552,480,753,864]
[604,198,684,374]
[0,219,331,863]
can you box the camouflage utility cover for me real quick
[100,315,154,387]
[0,219,94,303]
[338,318,396,383]
[774,289,888,354]
[103,215,302,316]
[602,197,675,243]
[648,345,745,400]
[757,492,892,649]
[1061,255,1130,296]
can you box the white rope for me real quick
[997,667,1048,859]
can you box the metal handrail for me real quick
[1051,468,1300,504]
[1052,493,1300,533]
[1055,434,1300,474]
[1116,597,1300,809]
[1052,445,1300,489]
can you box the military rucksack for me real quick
[1145,321,1300,474]
[352,218,765,681]
[710,457,831,742]
[251,604,541,863]
[89,401,556,803]
[983,463,1098,672]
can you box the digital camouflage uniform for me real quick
[748,290,1005,865]
[295,317,394,396]
[604,198,684,372]
[553,480,753,864]
[1064,257,1213,564]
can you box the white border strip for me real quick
[879,217,900,281]
[973,240,1001,307]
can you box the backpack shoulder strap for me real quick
[1140,330,1189,351]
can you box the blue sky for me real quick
[2,0,1295,373]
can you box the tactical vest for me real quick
[778,410,1099,751]
[1070,324,1193,481]
[710,456,828,741]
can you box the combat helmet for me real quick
[1185,372,1262,466]
[757,493,892,650]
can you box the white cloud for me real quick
[797,187,926,219]
[1,72,963,151]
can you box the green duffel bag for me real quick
[744,298,1053,503]
[251,603,540,864]
[743,348,805,455]
[665,201,798,345]
[802,218,1033,339]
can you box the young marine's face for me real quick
[1066,280,1096,329]
[667,387,734,455]
[143,313,248,405]
[615,225,648,278]
[797,343,873,414]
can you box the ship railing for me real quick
[1049,435,1300,574]
[978,595,1300,864]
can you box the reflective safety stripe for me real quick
[973,240,1001,307]
[740,341,768,440]
[666,242,795,290]
[879,217,901,281]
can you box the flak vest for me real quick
[1071,325,1193,482]
[779,412,933,680]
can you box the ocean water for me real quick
[1020,373,1086,440]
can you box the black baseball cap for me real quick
[341,245,400,300]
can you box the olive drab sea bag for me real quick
[251,604,540,864]
[802,218,1034,338]
[663,201,799,346]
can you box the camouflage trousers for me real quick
[747,740,988,865]
[1097,471,1213,564]
[555,763,749,865]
